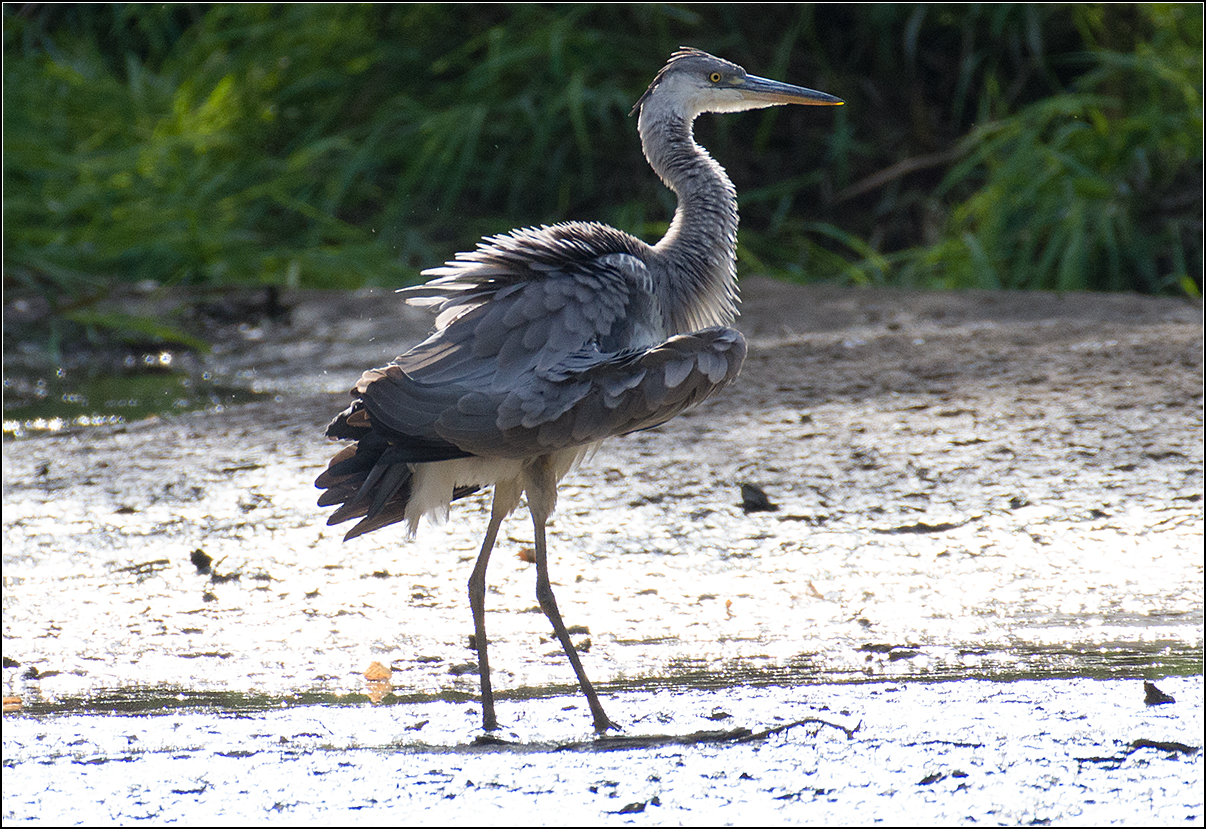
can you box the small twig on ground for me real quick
[733,716,862,743]
[555,717,860,752]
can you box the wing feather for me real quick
[424,326,746,458]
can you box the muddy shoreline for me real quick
[4,278,1202,822]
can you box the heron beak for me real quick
[737,74,843,107]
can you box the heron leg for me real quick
[525,458,617,733]
[469,480,521,731]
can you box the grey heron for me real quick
[316,47,842,733]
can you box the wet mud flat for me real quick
[3,279,1203,822]
[3,679,1202,824]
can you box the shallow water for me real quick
[3,679,1201,824]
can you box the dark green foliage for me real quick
[4,3,1201,319]
[891,4,1203,293]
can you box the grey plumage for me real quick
[316,47,842,733]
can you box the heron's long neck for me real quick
[640,112,739,334]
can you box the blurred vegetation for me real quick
[4,4,1202,346]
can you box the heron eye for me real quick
[709,72,722,83]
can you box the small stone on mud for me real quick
[1144,681,1175,705]
[739,482,778,514]
[190,549,213,575]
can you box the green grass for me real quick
[3,3,1201,353]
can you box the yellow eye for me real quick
[709,72,722,83]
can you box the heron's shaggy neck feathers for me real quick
[638,103,740,335]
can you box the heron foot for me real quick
[594,715,620,734]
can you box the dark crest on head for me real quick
[630,47,739,117]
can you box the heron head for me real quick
[632,47,843,120]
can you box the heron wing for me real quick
[318,222,665,534]
[395,223,662,390]
[357,326,747,459]
[317,224,741,535]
